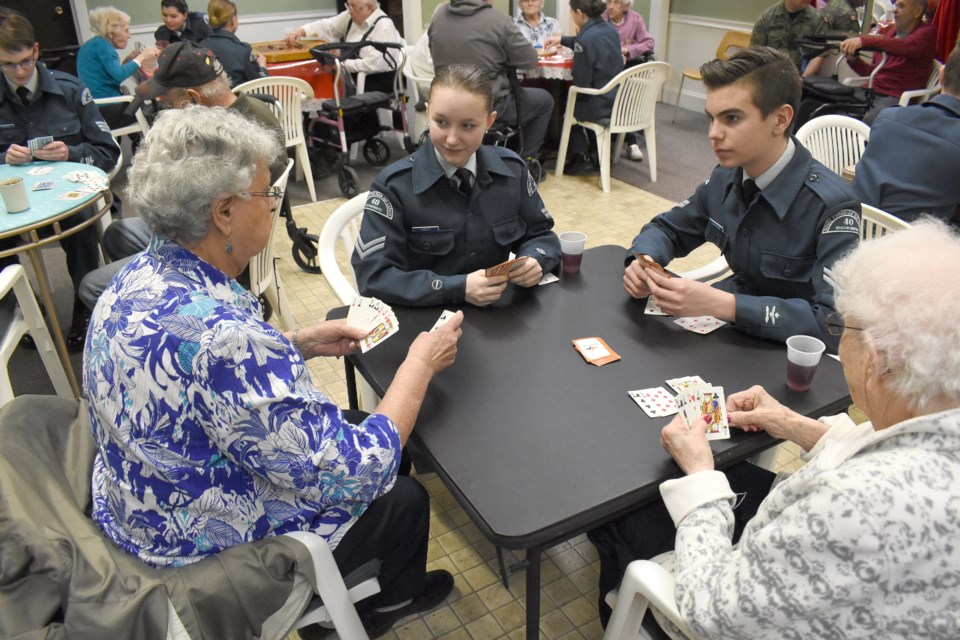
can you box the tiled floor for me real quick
[276,172,808,640]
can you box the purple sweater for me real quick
[601,9,654,60]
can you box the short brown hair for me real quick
[0,8,35,53]
[430,64,495,114]
[206,0,236,29]
[943,45,960,97]
[701,46,801,121]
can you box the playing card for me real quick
[27,136,54,155]
[628,387,678,418]
[57,191,87,201]
[538,272,559,286]
[430,310,455,332]
[674,316,726,334]
[634,253,671,278]
[644,297,667,316]
[31,181,55,191]
[700,385,731,440]
[572,336,621,366]
[26,166,53,176]
[347,296,399,353]
[484,257,526,277]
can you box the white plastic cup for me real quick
[786,335,826,392]
[0,177,30,213]
[559,231,587,274]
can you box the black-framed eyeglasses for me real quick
[0,54,37,73]
[826,311,864,337]
[240,187,284,203]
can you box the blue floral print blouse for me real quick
[84,237,401,567]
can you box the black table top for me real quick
[331,245,851,549]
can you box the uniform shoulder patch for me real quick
[365,191,394,220]
[527,171,537,196]
[822,209,861,235]
[81,88,93,105]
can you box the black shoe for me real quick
[67,301,92,352]
[563,153,598,175]
[361,570,454,639]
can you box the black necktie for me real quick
[15,86,31,107]
[741,178,759,208]
[454,168,473,198]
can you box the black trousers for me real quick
[588,461,777,627]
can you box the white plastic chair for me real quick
[402,44,432,144]
[234,77,317,202]
[860,202,910,239]
[250,159,296,332]
[0,265,73,406]
[318,193,379,411]
[556,61,671,191]
[795,114,870,178]
[93,96,148,239]
[899,59,944,106]
[602,560,697,640]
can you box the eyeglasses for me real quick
[0,55,36,73]
[240,187,284,203]
[826,311,864,337]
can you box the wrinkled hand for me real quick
[406,310,464,376]
[256,52,267,67]
[465,270,509,306]
[543,35,562,50]
[623,257,652,298]
[296,318,370,359]
[284,30,304,48]
[661,413,715,475]
[646,269,734,319]
[137,46,160,66]
[32,141,69,162]
[507,257,542,288]
[4,144,32,165]
[839,37,863,57]
[726,385,794,437]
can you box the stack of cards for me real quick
[62,169,109,195]
[668,376,730,440]
[572,337,621,366]
[27,136,54,156]
[628,375,730,440]
[26,166,53,176]
[484,257,525,277]
[674,316,726,334]
[346,296,399,353]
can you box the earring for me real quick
[226,241,233,254]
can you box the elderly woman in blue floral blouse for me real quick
[83,105,462,638]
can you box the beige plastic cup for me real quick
[0,177,30,213]
[786,335,826,391]
[559,231,587,274]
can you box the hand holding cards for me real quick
[484,257,526,277]
[628,375,730,440]
[346,296,399,353]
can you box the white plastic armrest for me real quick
[898,86,939,106]
[94,95,134,106]
[841,75,870,87]
[677,255,731,283]
[603,560,696,640]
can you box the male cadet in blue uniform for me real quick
[0,8,120,348]
[624,46,859,352]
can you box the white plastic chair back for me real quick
[234,77,317,202]
[318,192,368,306]
[602,559,697,640]
[402,44,433,141]
[0,265,73,406]
[899,59,944,106]
[795,114,870,177]
[860,202,910,240]
[249,159,296,332]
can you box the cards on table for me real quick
[538,272,559,286]
[674,315,726,334]
[27,136,54,156]
[62,169,109,194]
[430,310,456,332]
[572,336,621,366]
[26,165,54,176]
[628,387,678,417]
[484,257,526,277]
[346,296,399,353]
[644,296,667,316]
[31,180,55,191]
[57,191,87,201]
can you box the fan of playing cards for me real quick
[628,375,730,440]
[346,296,399,353]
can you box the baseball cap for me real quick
[137,41,225,100]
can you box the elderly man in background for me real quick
[0,8,119,350]
[285,0,404,93]
[595,218,960,636]
[854,45,960,225]
[430,0,554,170]
[752,0,827,72]
[77,41,285,310]
[85,106,462,639]
[837,0,937,124]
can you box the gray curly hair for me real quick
[126,105,281,246]
[833,217,960,412]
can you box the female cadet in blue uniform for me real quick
[198,0,267,87]
[351,64,561,307]
[154,0,211,47]
[545,0,623,174]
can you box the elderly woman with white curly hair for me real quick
[83,105,462,638]
[593,218,960,638]
[78,7,159,100]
